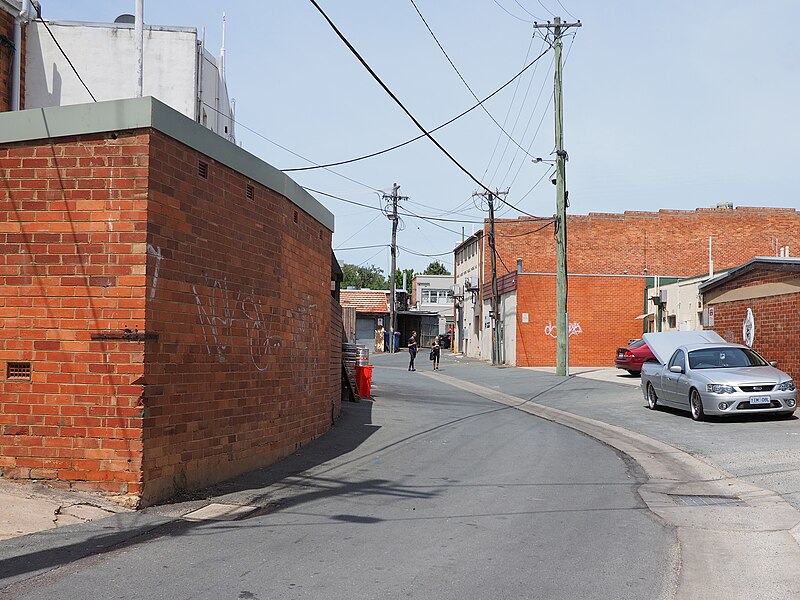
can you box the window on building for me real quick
[422,289,451,304]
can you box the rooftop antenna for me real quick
[135,0,144,97]
[219,12,226,81]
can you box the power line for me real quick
[554,0,578,21]
[335,243,389,251]
[492,0,533,23]
[282,46,551,173]
[397,245,454,258]
[201,101,381,194]
[307,0,495,195]
[408,0,538,162]
[32,5,96,102]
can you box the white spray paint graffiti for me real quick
[192,278,319,375]
[544,321,584,339]
[192,278,233,361]
[239,290,282,371]
[146,244,163,299]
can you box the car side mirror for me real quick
[769,361,778,367]
[669,365,683,374]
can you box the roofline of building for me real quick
[0,96,335,231]
[34,19,197,34]
[453,229,484,253]
[699,256,800,292]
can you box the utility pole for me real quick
[384,183,407,352]
[473,189,508,366]
[534,16,581,376]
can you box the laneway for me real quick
[1,352,675,599]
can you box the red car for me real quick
[614,339,655,375]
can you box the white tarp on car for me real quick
[642,331,726,365]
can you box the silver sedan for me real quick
[641,343,797,420]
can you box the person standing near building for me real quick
[407,331,418,371]
[431,336,441,370]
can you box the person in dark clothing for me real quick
[407,331,418,371]
[431,336,441,370]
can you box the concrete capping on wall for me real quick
[704,280,800,305]
[0,96,335,231]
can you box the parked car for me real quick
[614,339,655,375]
[640,331,797,421]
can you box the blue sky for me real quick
[39,1,800,274]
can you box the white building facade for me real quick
[412,274,454,335]
[453,232,483,358]
[24,17,235,142]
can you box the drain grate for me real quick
[669,494,744,507]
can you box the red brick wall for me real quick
[137,131,336,504]
[0,132,149,498]
[1,129,339,505]
[492,208,800,366]
[706,270,800,384]
[516,274,645,367]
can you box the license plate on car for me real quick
[749,396,771,405]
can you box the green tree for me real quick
[394,268,415,294]
[423,260,451,276]
[342,263,387,289]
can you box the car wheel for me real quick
[690,389,705,421]
[646,383,659,410]
[627,370,640,377]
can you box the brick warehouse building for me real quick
[486,208,800,367]
[700,257,800,383]
[0,97,341,506]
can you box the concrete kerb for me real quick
[422,370,800,599]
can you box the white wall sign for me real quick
[707,306,715,327]
[742,308,755,347]
[522,312,529,323]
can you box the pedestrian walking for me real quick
[407,331,418,371]
[430,336,441,370]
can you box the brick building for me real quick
[1,0,31,113]
[487,208,800,367]
[700,257,800,383]
[0,97,340,506]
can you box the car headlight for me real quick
[777,380,796,392]
[706,384,735,394]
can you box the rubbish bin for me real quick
[355,365,373,398]
[393,331,400,352]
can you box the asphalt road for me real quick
[443,357,800,513]
[0,352,676,599]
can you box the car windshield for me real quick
[687,347,769,369]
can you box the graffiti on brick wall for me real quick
[544,320,583,338]
[192,278,319,377]
[290,294,320,393]
[238,290,283,372]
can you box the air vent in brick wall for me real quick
[7,362,31,380]
[198,160,209,179]
[293,211,298,224]
[246,184,254,200]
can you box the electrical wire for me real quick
[335,243,389,251]
[398,245,455,258]
[307,0,496,196]
[201,101,382,194]
[32,5,96,102]
[495,218,555,238]
[513,0,545,21]
[554,0,578,21]
[492,0,533,23]
[282,46,551,173]
[408,0,538,161]
[482,33,539,181]
[535,0,556,17]
[303,187,386,212]
[335,213,383,247]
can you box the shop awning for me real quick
[635,312,654,320]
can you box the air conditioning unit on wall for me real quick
[465,276,479,291]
